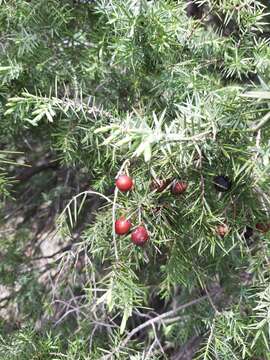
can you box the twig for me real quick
[151,323,166,358]
[100,295,208,360]
[203,323,215,360]
[59,190,117,220]
[144,338,159,360]
[111,159,130,262]
[112,188,119,262]
[31,244,72,261]
[248,111,270,133]
[204,286,220,315]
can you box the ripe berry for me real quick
[256,223,270,233]
[131,226,149,246]
[216,224,229,238]
[115,175,133,192]
[171,181,188,195]
[213,175,231,192]
[150,179,171,193]
[115,217,131,235]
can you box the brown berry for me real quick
[171,181,188,195]
[216,224,229,237]
[256,223,270,234]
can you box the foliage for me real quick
[1,0,270,359]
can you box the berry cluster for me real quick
[114,175,149,246]
[114,173,270,246]
[114,174,188,247]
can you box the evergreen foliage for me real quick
[1,0,270,358]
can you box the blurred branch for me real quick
[101,295,208,360]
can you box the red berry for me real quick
[115,217,132,235]
[171,181,188,195]
[131,226,149,246]
[216,224,229,238]
[256,223,270,233]
[115,175,133,192]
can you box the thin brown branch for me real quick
[101,295,208,360]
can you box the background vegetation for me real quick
[1,0,270,359]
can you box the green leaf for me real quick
[4,108,15,115]
[242,91,270,99]
[120,307,131,334]
[134,140,148,158]
[94,125,117,134]
[143,142,152,162]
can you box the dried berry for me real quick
[256,223,270,234]
[216,224,229,238]
[213,175,231,192]
[171,181,188,195]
